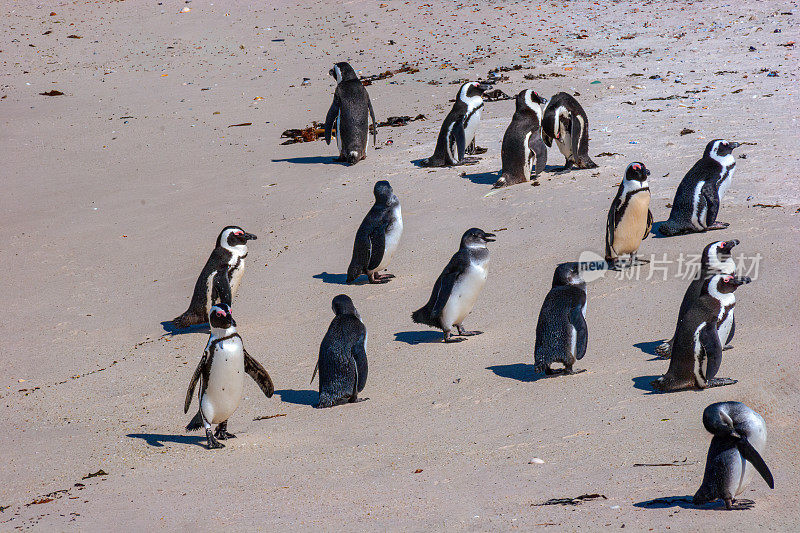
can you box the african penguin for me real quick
[655,240,739,358]
[311,295,368,408]
[184,303,275,449]
[533,263,588,376]
[658,140,739,236]
[651,274,750,392]
[324,61,377,165]
[605,162,653,269]
[493,89,548,188]
[420,82,489,167]
[172,226,257,329]
[541,92,597,169]
[693,401,774,509]
[411,228,495,342]
[346,180,403,284]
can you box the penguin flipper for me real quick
[243,348,274,398]
[347,225,372,283]
[367,97,377,146]
[725,316,736,345]
[531,135,548,176]
[212,268,232,307]
[184,353,206,413]
[366,225,386,272]
[570,300,588,361]
[736,437,775,489]
[324,94,340,145]
[352,327,368,393]
[570,114,582,163]
[310,361,318,384]
[699,322,724,382]
[605,192,622,259]
[643,209,654,241]
[431,268,460,319]
[453,119,466,163]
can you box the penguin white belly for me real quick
[336,112,343,154]
[569,325,577,363]
[201,339,245,424]
[717,166,735,201]
[555,128,572,159]
[371,206,403,273]
[717,308,734,347]
[463,107,482,147]
[441,263,487,328]
[229,260,245,297]
[612,192,651,255]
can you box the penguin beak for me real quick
[243,233,257,241]
[540,97,548,104]
[483,232,496,242]
[732,276,751,286]
[645,168,651,176]
[477,83,491,93]
[728,142,740,149]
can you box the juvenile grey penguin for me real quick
[311,295,368,408]
[324,62,377,165]
[533,263,588,375]
[420,82,490,167]
[172,226,257,328]
[493,89,549,188]
[693,401,774,509]
[605,162,653,269]
[541,92,597,169]
[658,140,739,236]
[185,304,275,449]
[655,240,739,358]
[346,180,403,284]
[412,228,495,342]
[651,274,750,392]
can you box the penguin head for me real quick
[461,228,495,248]
[552,262,586,289]
[705,139,740,159]
[703,240,739,274]
[331,294,359,318]
[702,402,742,439]
[458,82,490,103]
[624,162,650,183]
[709,274,751,295]
[209,303,235,329]
[373,180,397,206]
[218,226,257,250]
[519,89,547,112]
[330,62,357,83]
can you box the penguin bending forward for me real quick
[655,240,739,358]
[412,229,494,342]
[605,162,653,269]
[324,62,377,165]
[493,89,548,188]
[420,82,489,167]
[541,92,597,169]
[346,180,403,284]
[658,140,739,236]
[693,401,774,509]
[312,295,368,408]
[172,226,257,328]
[185,304,274,449]
[533,263,588,375]
[651,274,750,392]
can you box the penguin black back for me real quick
[495,89,548,188]
[541,92,596,169]
[324,62,377,165]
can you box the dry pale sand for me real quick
[2,0,799,530]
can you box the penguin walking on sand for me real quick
[412,228,495,342]
[172,226,257,328]
[311,295,368,408]
[493,89,549,188]
[324,62,377,165]
[534,263,588,376]
[420,82,490,167]
[184,304,274,449]
[655,240,739,358]
[658,140,739,236]
[346,180,403,284]
[651,274,750,392]
[541,92,597,169]
[693,401,774,509]
[605,162,653,269]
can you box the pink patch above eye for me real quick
[632,164,640,170]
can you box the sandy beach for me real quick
[2,0,798,530]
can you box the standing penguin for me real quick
[493,89,549,188]
[172,226,257,328]
[324,62,377,165]
[693,401,774,509]
[184,304,274,449]
[533,263,588,376]
[311,295,368,408]
[420,82,490,167]
[605,162,653,269]
[412,228,495,342]
[658,140,739,236]
[541,92,597,169]
[346,180,403,284]
[651,274,750,392]
[655,240,739,358]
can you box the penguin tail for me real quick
[346,151,360,165]
[657,221,681,237]
[186,410,204,432]
[172,308,206,329]
[411,307,437,328]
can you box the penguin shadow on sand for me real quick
[634,340,667,361]
[486,363,549,383]
[273,389,318,406]
[634,496,755,511]
[126,433,207,448]
[631,374,668,394]
[160,320,209,336]
[460,170,499,185]
[271,156,347,166]
[393,331,445,345]
[312,272,368,285]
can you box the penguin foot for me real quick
[214,423,236,440]
[723,344,734,351]
[707,222,730,231]
[564,368,587,375]
[472,146,488,155]
[707,377,738,388]
[654,341,673,358]
[455,326,482,337]
[367,276,390,284]
[443,332,466,343]
[205,429,225,449]
[632,257,650,265]
[724,498,734,510]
